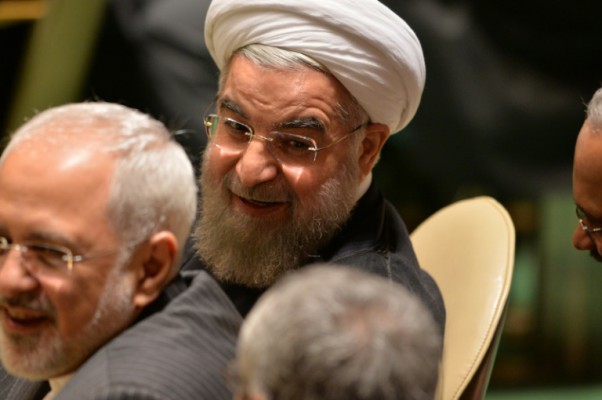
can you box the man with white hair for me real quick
[183,0,445,330]
[0,102,241,399]
[233,265,443,400]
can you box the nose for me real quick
[235,137,279,187]
[573,222,599,251]
[572,223,590,250]
[0,251,39,297]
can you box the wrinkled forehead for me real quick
[222,53,346,91]
[219,55,354,124]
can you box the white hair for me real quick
[236,265,442,400]
[1,102,197,271]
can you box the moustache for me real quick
[0,294,54,316]
[224,173,295,203]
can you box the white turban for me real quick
[205,0,425,134]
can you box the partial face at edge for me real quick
[572,120,602,260]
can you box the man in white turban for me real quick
[183,0,445,333]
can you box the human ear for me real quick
[358,123,389,177]
[132,231,178,309]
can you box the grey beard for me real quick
[194,160,359,288]
[0,259,135,380]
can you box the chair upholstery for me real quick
[410,196,515,400]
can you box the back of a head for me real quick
[236,265,442,400]
[1,102,197,270]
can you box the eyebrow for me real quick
[218,98,326,133]
[219,98,249,119]
[24,231,80,251]
[0,218,83,249]
[277,117,325,132]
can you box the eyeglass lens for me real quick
[0,237,72,273]
[576,206,602,233]
[204,114,320,165]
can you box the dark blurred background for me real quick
[1,0,602,397]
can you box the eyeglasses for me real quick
[203,114,366,166]
[576,206,602,235]
[0,236,115,275]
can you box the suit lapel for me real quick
[1,369,50,400]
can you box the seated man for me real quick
[0,102,241,399]
[232,265,442,400]
[183,0,445,330]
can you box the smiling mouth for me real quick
[241,197,284,207]
[232,194,290,217]
[1,307,50,334]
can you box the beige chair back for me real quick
[411,196,515,400]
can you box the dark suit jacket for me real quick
[0,270,241,400]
